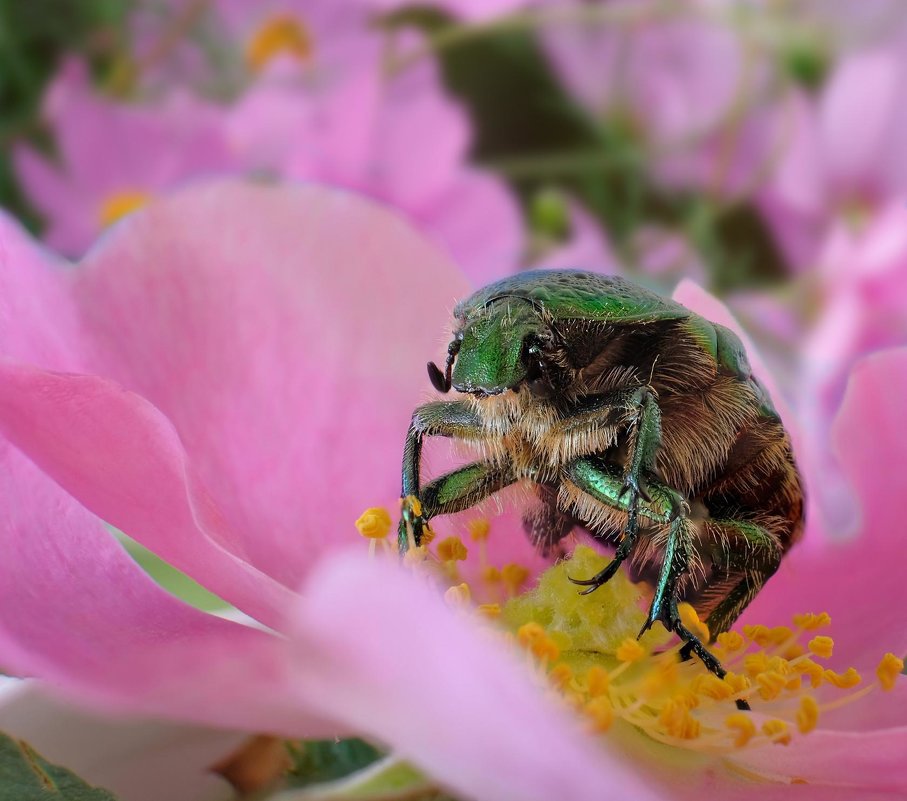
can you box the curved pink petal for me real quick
[0,434,332,736]
[0,361,295,628]
[70,181,469,587]
[730,726,907,794]
[288,552,667,801]
[744,349,907,671]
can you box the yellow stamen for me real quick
[761,719,791,746]
[548,663,574,689]
[585,696,614,733]
[716,631,745,653]
[436,536,468,562]
[823,667,861,689]
[481,566,502,583]
[502,563,529,595]
[355,507,392,540]
[478,603,501,619]
[793,612,832,630]
[467,519,491,542]
[725,713,756,747]
[99,190,150,228]
[877,653,904,691]
[584,666,610,698]
[245,14,313,72]
[678,603,710,642]
[444,583,471,608]
[808,635,834,659]
[615,637,646,663]
[796,695,819,734]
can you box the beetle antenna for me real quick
[427,338,460,393]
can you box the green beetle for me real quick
[398,269,804,688]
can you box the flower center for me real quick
[359,508,903,770]
[99,190,151,228]
[245,14,313,73]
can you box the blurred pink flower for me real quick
[13,60,238,256]
[758,45,907,269]
[541,7,745,148]
[1,181,905,798]
[227,58,523,284]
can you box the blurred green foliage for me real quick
[0,0,132,232]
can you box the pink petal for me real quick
[821,48,905,198]
[730,726,907,794]
[288,552,668,801]
[744,349,907,671]
[0,433,331,735]
[70,181,469,587]
[423,170,524,285]
[0,361,295,628]
[537,202,619,274]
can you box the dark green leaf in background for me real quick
[0,732,119,801]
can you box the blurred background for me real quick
[1,0,906,537]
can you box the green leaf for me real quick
[0,731,119,800]
[285,739,383,789]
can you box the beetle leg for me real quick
[399,401,487,552]
[699,519,783,637]
[522,485,577,557]
[563,457,685,592]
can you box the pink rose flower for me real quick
[227,57,523,284]
[13,60,239,257]
[1,181,904,799]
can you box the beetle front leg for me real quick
[399,400,486,552]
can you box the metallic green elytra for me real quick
[400,269,804,698]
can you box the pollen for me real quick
[468,519,491,542]
[355,507,392,540]
[245,14,313,72]
[357,513,896,780]
[436,536,468,562]
[876,653,904,691]
[99,190,150,228]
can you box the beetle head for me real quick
[427,298,557,398]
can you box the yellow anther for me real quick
[517,622,547,648]
[808,635,834,659]
[755,670,788,701]
[876,653,904,691]
[548,663,574,689]
[641,659,679,697]
[793,612,831,630]
[761,719,791,745]
[99,190,150,228]
[726,713,756,748]
[796,695,819,734]
[402,546,429,568]
[502,563,530,594]
[768,626,795,645]
[691,673,733,701]
[444,583,472,608]
[481,565,501,583]
[478,603,501,619]
[532,636,561,663]
[785,675,803,692]
[796,657,826,688]
[722,671,751,695]
[467,518,491,542]
[584,666,610,698]
[401,496,423,517]
[743,624,774,648]
[783,643,806,660]
[355,507,392,539]
[678,603,710,642]
[437,536,468,562]
[421,525,436,546]
[716,631,745,652]
[585,696,614,733]
[245,14,313,72]
[615,637,646,663]
[659,699,701,740]
[743,652,769,677]
[824,667,861,689]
